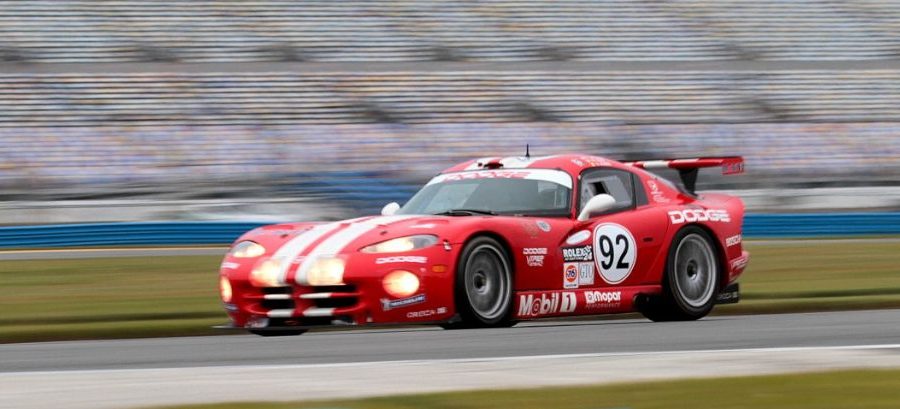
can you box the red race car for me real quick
[218,154,748,336]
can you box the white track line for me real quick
[3,344,900,409]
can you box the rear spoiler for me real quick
[624,157,744,195]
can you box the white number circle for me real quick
[593,223,637,284]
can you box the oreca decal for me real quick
[593,223,637,284]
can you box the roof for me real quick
[441,154,630,176]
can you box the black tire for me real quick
[442,236,515,329]
[249,329,307,337]
[641,226,720,322]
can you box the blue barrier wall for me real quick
[0,213,898,248]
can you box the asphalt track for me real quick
[3,309,900,372]
[2,310,900,408]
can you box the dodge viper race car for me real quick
[218,154,748,336]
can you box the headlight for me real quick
[229,241,266,258]
[360,235,438,254]
[306,257,346,286]
[219,276,233,302]
[250,257,285,287]
[382,270,420,298]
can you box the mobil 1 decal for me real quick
[592,223,637,284]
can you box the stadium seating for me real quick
[1,1,899,63]
[1,1,899,211]
[1,71,900,126]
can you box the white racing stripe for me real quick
[268,222,343,285]
[295,215,418,285]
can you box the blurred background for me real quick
[0,0,898,226]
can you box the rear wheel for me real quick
[442,237,515,329]
[641,226,720,322]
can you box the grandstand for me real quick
[1,1,899,63]
[0,1,898,217]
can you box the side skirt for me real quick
[513,285,662,319]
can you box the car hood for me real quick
[237,214,502,259]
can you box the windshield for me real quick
[398,169,573,217]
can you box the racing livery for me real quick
[218,154,748,335]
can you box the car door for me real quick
[562,167,669,289]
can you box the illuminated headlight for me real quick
[250,257,285,287]
[219,276,233,302]
[360,235,438,254]
[306,257,346,286]
[229,241,266,258]
[382,270,420,298]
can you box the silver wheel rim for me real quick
[673,234,717,308]
[464,244,511,320]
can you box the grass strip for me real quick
[1,238,898,342]
[147,369,900,409]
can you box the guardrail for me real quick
[0,213,898,248]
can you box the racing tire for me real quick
[249,329,307,337]
[641,226,720,322]
[442,236,515,329]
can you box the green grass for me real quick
[149,369,900,409]
[1,238,898,342]
[0,256,223,343]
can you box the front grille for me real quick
[261,286,295,310]
[308,284,359,310]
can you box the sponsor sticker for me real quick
[593,223,637,284]
[584,290,622,309]
[220,261,240,270]
[562,245,593,262]
[375,256,428,264]
[668,209,731,224]
[521,220,540,238]
[565,230,591,245]
[523,248,547,267]
[647,179,670,204]
[406,306,448,319]
[441,170,530,182]
[517,292,577,317]
[725,234,742,247]
[563,263,579,289]
[577,262,594,285]
[731,255,750,271]
[381,294,426,311]
[536,220,551,232]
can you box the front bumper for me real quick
[220,248,457,330]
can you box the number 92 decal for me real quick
[593,223,637,284]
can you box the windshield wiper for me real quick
[433,209,498,216]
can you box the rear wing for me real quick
[624,157,744,195]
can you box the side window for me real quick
[579,168,636,214]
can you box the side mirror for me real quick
[381,202,401,216]
[577,194,617,221]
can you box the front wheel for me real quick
[641,226,720,322]
[443,236,515,329]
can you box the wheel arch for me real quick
[460,231,516,278]
[676,223,728,292]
